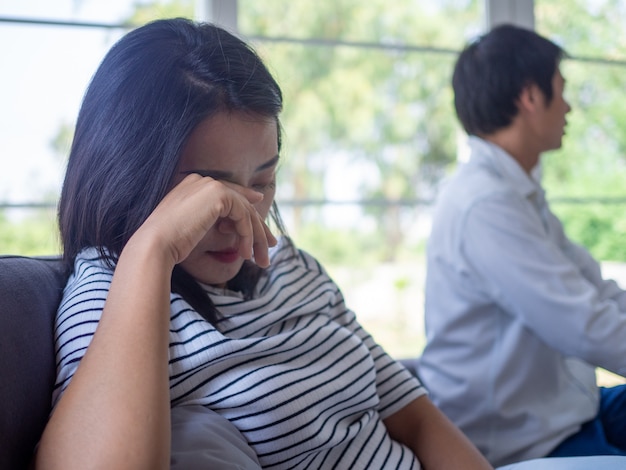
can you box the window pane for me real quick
[240,0,484,47]
[535,0,626,262]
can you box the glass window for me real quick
[535,0,626,262]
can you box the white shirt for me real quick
[419,136,626,466]
[54,238,425,469]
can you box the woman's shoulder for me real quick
[73,247,115,271]
[64,247,115,290]
[269,237,326,275]
[57,249,115,325]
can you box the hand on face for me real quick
[135,173,277,270]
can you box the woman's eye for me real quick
[252,180,276,192]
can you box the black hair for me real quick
[58,18,288,324]
[452,23,566,136]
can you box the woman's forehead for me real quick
[179,112,279,173]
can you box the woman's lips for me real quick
[207,249,240,264]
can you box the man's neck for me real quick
[480,128,540,175]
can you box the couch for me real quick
[0,254,262,470]
[0,255,67,469]
[5,255,626,470]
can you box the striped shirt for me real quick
[53,238,425,469]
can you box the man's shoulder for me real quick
[437,161,514,214]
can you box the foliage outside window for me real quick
[536,0,626,262]
[2,0,626,267]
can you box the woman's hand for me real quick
[134,174,277,269]
[36,174,277,470]
[384,395,493,470]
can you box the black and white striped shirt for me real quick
[54,238,425,469]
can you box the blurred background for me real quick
[1,0,626,378]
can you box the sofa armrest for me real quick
[0,255,67,470]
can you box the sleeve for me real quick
[52,256,113,407]
[296,249,427,419]
[463,193,626,376]
[550,211,626,310]
[355,310,428,419]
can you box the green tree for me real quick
[0,209,60,255]
[33,0,626,265]
[536,0,626,261]
[239,0,481,260]
[125,0,194,24]
[115,0,483,262]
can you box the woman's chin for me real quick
[182,258,245,287]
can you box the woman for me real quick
[35,18,491,469]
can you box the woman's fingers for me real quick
[250,212,276,268]
[145,174,276,266]
[220,181,278,265]
[219,193,274,267]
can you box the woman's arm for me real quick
[36,236,174,470]
[384,395,493,470]
[35,175,274,470]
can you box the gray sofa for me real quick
[0,255,263,470]
[0,255,67,469]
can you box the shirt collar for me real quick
[467,135,542,200]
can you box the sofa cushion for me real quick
[0,256,67,470]
[171,405,261,469]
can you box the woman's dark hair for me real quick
[58,18,287,324]
[452,23,566,136]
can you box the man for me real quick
[418,24,626,467]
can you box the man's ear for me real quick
[518,84,539,113]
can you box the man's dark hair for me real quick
[452,23,566,136]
